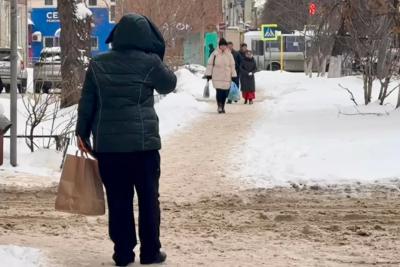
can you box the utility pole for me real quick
[10,0,18,166]
[200,0,205,65]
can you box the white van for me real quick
[244,31,310,71]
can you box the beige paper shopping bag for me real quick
[55,153,105,216]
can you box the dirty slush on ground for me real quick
[1,103,400,266]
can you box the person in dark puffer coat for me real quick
[76,13,177,266]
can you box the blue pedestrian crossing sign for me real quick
[261,24,278,41]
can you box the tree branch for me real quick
[385,84,400,98]
[338,83,359,106]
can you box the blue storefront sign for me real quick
[31,8,115,61]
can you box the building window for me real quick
[44,37,55,48]
[110,5,116,22]
[91,37,99,50]
[88,0,97,6]
[45,0,54,5]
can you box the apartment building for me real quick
[223,0,259,30]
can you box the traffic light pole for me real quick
[10,0,18,166]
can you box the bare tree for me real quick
[309,0,400,105]
[22,93,56,152]
[261,0,309,33]
[345,0,400,105]
[58,0,92,108]
[307,2,344,77]
[22,93,77,152]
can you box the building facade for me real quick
[0,0,29,61]
[115,0,223,66]
[222,0,245,29]
[29,0,115,61]
[222,0,259,30]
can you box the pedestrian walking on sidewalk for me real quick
[76,13,177,267]
[240,50,257,104]
[205,38,237,114]
[227,41,241,104]
[239,43,248,61]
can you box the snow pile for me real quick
[0,147,62,187]
[175,68,205,97]
[10,148,62,177]
[181,64,206,76]
[175,68,216,99]
[75,3,92,20]
[238,71,400,187]
[0,245,44,267]
[156,92,207,137]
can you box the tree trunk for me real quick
[304,58,313,78]
[379,77,390,105]
[397,85,400,109]
[58,0,92,108]
[363,73,369,105]
[320,56,328,77]
[378,81,384,101]
[363,63,374,105]
[367,75,373,104]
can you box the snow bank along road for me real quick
[1,100,400,266]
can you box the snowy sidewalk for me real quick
[0,245,46,267]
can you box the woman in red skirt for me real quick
[239,51,257,104]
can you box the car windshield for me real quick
[0,51,11,61]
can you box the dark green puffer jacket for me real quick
[76,14,177,153]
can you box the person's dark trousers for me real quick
[216,89,229,111]
[97,150,162,264]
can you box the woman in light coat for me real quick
[205,38,237,114]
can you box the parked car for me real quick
[34,47,62,94]
[0,48,28,94]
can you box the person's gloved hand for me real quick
[203,75,212,81]
[248,72,253,76]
